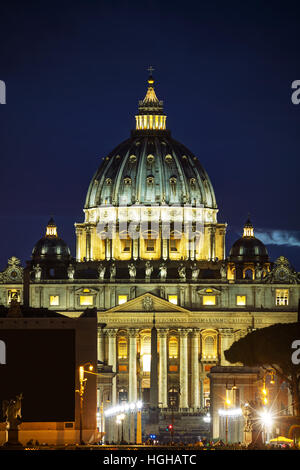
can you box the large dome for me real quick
[85,76,217,209]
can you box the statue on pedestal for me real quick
[128,263,136,281]
[255,263,263,280]
[178,263,186,282]
[2,393,23,447]
[220,262,227,280]
[110,263,116,281]
[145,261,153,281]
[190,262,200,281]
[158,262,167,282]
[33,264,42,281]
[98,263,106,280]
[67,264,75,280]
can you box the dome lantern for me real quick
[135,69,167,131]
[45,217,58,238]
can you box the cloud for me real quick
[255,229,300,247]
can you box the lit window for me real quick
[142,354,151,372]
[121,239,131,252]
[203,295,216,306]
[169,337,178,358]
[203,336,216,359]
[168,295,178,305]
[50,295,59,306]
[8,289,20,304]
[170,239,177,252]
[118,337,128,358]
[146,239,155,252]
[276,289,289,306]
[118,295,128,305]
[80,295,93,306]
[236,295,246,306]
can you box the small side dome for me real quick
[229,218,269,262]
[32,218,71,261]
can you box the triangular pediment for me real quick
[106,293,190,314]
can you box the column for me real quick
[75,227,82,261]
[97,328,105,364]
[128,329,138,403]
[219,328,234,365]
[208,225,216,261]
[133,238,139,260]
[106,328,118,443]
[158,329,168,408]
[128,329,138,444]
[86,226,92,261]
[106,329,117,405]
[179,328,190,409]
[162,239,168,260]
[105,238,111,260]
[191,329,200,410]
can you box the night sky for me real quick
[1,0,300,270]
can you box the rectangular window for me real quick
[8,289,21,304]
[276,289,289,306]
[118,295,128,305]
[50,295,59,306]
[119,365,127,372]
[168,295,178,305]
[236,295,246,306]
[80,295,93,306]
[170,239,178,252]
[169,365,178,372]
[122,239,131,252]
[146,239,155,252]
[203,295,216,306]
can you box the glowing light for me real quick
[259,410,273,428]
[118,295,128,305]
[168,295,178,305]
[203,295,216,306]
[105,401,143,417]
[218,408,243,417]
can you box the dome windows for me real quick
[147,175,154,184]
[165,154,173,163]
[129,154,137,163]
[105,178,112,185]
[124,177,132,185]
[147,154,155,163]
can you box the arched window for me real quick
[118,337,128,359]
[202,333,217,360]
[169,337,178,358]
[244,268,254,280]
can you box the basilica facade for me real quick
[1,75,299,443]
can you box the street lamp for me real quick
[77,362,93,445]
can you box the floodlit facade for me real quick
[0,75,299,443]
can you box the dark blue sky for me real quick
[1,0,300,269]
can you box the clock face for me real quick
[276,268,288,282]
[10,270,17,278]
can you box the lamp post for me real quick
[77,362,93,445]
